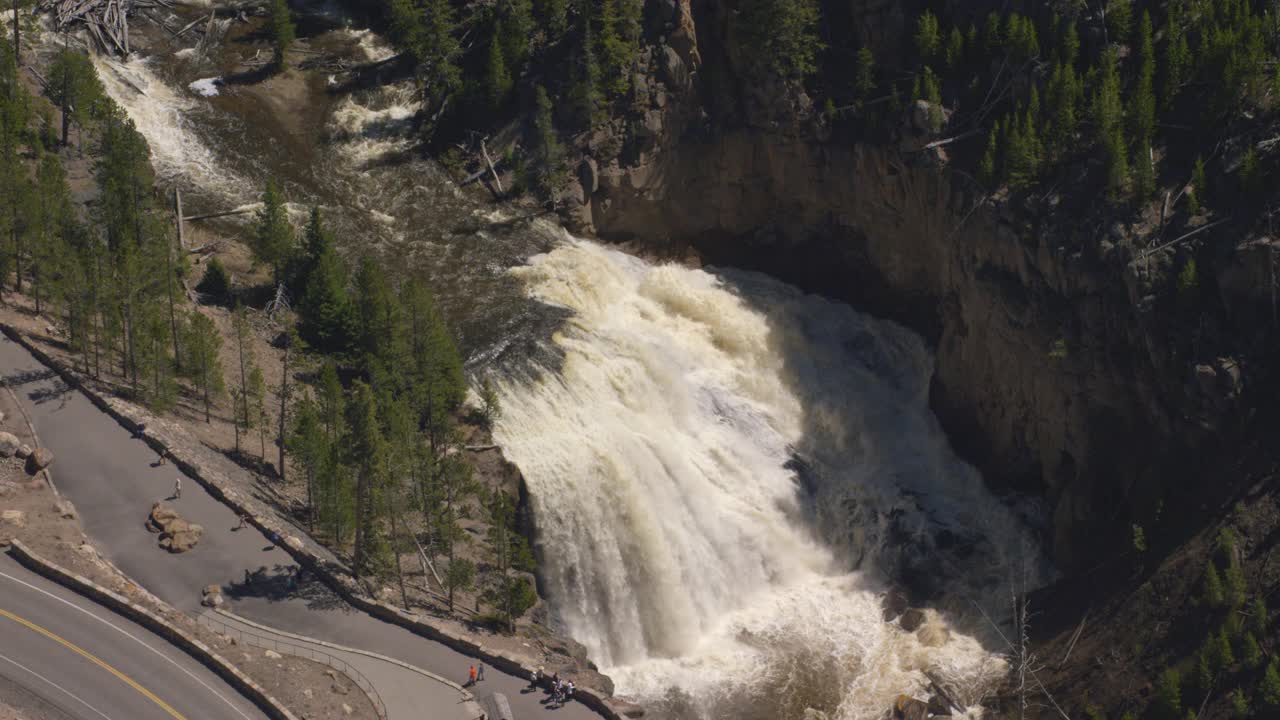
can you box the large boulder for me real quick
[894,695,929,720]
[146,502,181,533]
[0,432,21,457]
[899,608,927,632]
[158,519,203,553]
[881,588,909,622]
[1,509,26,528]
[27,447,54,473]
[16,444,31,459]
[147,502,203,553]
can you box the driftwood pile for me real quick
[43,0,175,56]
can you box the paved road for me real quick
[0,552,268,720]
[0,335,598,720]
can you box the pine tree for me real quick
[532,85,563,194]
[231,304,258,455]
[32,149,73,314]
[1262,660,1280,710]
[44,49,101,147]
[352,255,402,372]
[1242,631,1264,669]
[401,277,465,446]
[533,0,567,40]
[297,208,351,352]
[979,128,998,186]
[183,311,224,423]
[483,488,536,633]
[1105,0,1132,42]
[570,15,603,127]
[250,365,267,459]
[485,36,512,111]
[1133,142,1155,200]
[1154,668,1182,720]
[1231,688,1250,719]
[387,0,461,107]
[736,0,822,80]
[1203,561,1225,607]
[854,47,876,100]
[944,27,964,68]
[1131,11,1156,145]
[1250,597,1269,635]
[1161,7,1190,110]
[1188,156,1208,213]
[349,380,391,580]
[443,557,475,611]
[252,180,294,288]
[497,0,533,70]
[288,393,326,529]
[479,376,500,427]
[914,11,941,62]
[1095,48,1128,200]
[268,0,296,71]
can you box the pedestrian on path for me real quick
[468,664,477,686]
[236,514,248,530]
[478,663,485,682]
[173,477,181,499]
[157,449,166,466]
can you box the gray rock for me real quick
[579,158,599,195]
[27,447,54,472]
[928,696,953,716]
[894,695,929,720]
[660,46,688,90]
[330,683,349,696]
[1,509,25,527]
[881,588,908,622]
[54,500,76,519]
[899,608,927,632]
[0,432,21,457]
[202,592,224,608]
[264,649,282,659]
[16,444,31,459]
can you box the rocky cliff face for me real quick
[560,0,1275,571]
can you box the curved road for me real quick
[0,335,597,720]
[0,552,267,720]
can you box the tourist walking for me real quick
[477,663,485,682]
[157,449,166,466]
[236,514,248,530]
[468,664,477,686]
[173,477,181,499]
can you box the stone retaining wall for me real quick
[7,540,298,720]
[0,324,633,720]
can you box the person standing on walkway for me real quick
[157,449,166,466]
[173,477,181,499]
[477,663,485,682]
[236,514,248,530]
[468,664,477,686]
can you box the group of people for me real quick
[528,668,575,707]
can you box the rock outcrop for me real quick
[146,502,203,553]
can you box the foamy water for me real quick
[494,241,1041,719]
[92,56,250,202]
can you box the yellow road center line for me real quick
[0,607,188,720]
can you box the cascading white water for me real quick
[493,240,1045,719]
[81,15,1048,717]
[90,55,251,203]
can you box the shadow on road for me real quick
[223,564,350,612]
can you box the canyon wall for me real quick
[560,0,1272,570]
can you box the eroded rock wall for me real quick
[561,0,1267,570]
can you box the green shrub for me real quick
[196,257,231,300]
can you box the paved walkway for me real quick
[0,552,268,720]
[0,335,596,720]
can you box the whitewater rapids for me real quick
[493,241,1042,719]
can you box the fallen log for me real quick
[183,207,256,222]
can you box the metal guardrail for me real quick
[198,612,389,720]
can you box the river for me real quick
[48,5,1049,718]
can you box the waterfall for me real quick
[493,240,1043,719]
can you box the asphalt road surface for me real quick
[0,335,599,720]
[0,552,268,720]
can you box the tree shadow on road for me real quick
[1,368,74,408]
[223,563,352,612]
